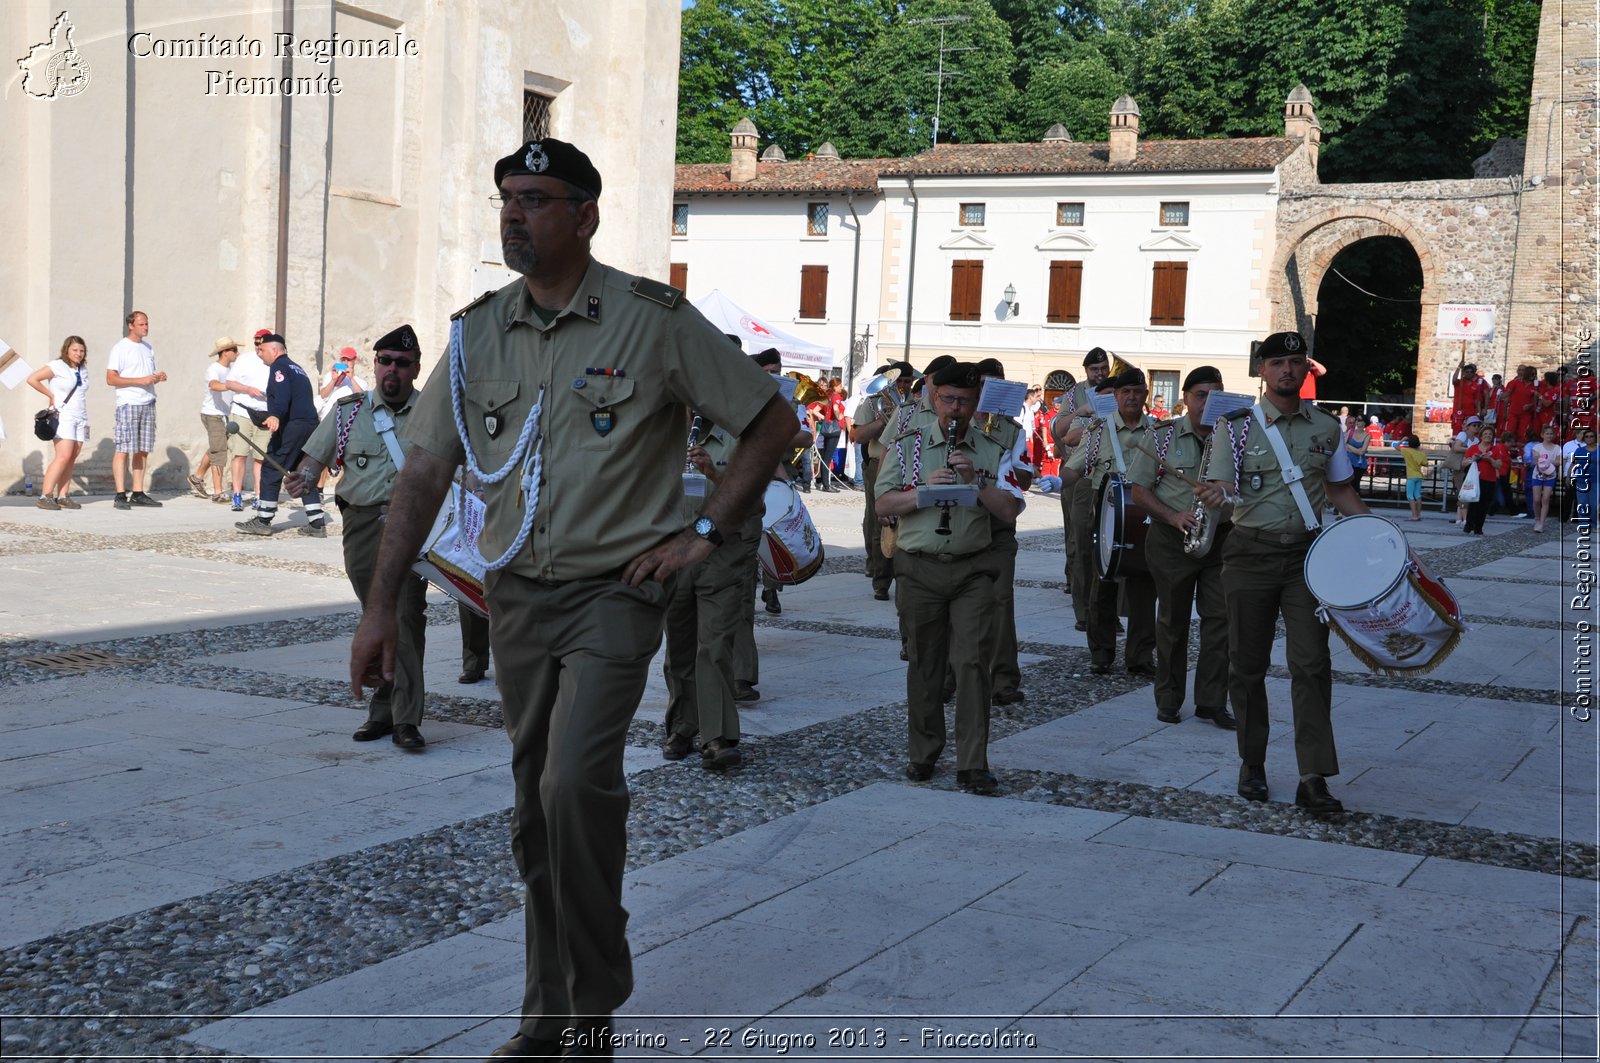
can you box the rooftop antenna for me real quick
[906,14,973,147]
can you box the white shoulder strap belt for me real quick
[1251,403,1321,532]
[370,399,408,470]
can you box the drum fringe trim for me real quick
[1321,572,1468,677]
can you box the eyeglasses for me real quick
[490,191,587,212]
[375,355,416,368]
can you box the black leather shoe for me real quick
[762,588,782,615]
[1156,707,1182,724]
[956,768,999,795]
[904,761,934,782]
[352,720,393,741]
[1073,620,1087,632]
[701,737,742,772]
[458,669,486,684]
[661,732,694,761]
[873,588,890,601]
[1295,776,1345,818]
[734,681,761,703]
[1237,764,1268,802]
[899,646,908,661]
[1089,662,1111,675]
[487,1031,564,1060]
[1127,662,1156,677]
[992,688,1025,706]
[1195,704,1237,730]
[392,723,426,751]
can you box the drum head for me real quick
[762,480,796,522]
[1304,513,1407,608]
[1096,477,1122,575]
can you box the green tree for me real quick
[1479,0,1541,146]
[1016,48,1126,142]
[825,0,1019,157]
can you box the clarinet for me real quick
[683,415,707,497]
[685,415,703,470]
[936,417,958,536]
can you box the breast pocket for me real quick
[572,378,637,452]
[465,378,522,459]
[1240,448,1276,492]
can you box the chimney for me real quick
[730,118,759,182]
[1283,84,1321,170]
[1108,95,1140,164]
[760,143,787,162]
[1042,123,1072,143]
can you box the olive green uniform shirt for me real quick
[1125,416,1211,512]
[1066,413,1155,484]
[302,390,419,506]
[404,263,778,580]
[874,409,1008,555]
[1202,401,1349,533]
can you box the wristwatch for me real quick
[692,515,723,546]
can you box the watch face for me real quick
[695,517,713,535]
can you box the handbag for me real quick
[1459,461,1482,503]
[247,406,271,429]
[33,377,81,440]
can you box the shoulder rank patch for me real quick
[630,277,683,309]
[450,289,498,322]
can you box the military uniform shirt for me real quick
[302,391,419,506]
[874,409,1015,554]
[1125,417,1211,513]
[1069,414,1154,484]
[404,262,778,581]
[1202,401,1353,533]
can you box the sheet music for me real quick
[1090,391,1119,418]
[976,378,1027,419]
[916,483,981,509]
[1201,390,1255,426]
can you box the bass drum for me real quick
[1094,474,1152,580]
[758,480,825,585]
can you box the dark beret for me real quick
[973,357,1005,379]
[1182,365,1223,392]
[930,361,982,389]
[886,360,917,379]
[1108,368,1147,390]
[259,333,286,346]
[724,333,745,348]
[1082,347,1110,368]
[750,347,782,368]
[494,139,602,199]
[373,324,420,353]
[923,355,956,378]
[1256,331,1307,360]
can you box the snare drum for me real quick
[758,480,825,585]
[1303,513,1464,674]
[413,485,488,617]
[1094,474,1152,580]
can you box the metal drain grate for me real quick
[16,649,147,673]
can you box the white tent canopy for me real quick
[692,289,835,374]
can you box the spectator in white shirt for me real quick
[106,310,167,509]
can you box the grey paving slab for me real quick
[196,632,504,705]
[1401,855,1597,912]
[1089,815,1422,884]
[0,804,223,886]
[1460,554,1567,582]
[1053,934,1320,1016]
[0,548,358,642]
[0,857,231,949]
[1450,575,1567,623]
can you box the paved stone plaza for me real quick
[0,487,1595,1061]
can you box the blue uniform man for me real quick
[236,333,328,536]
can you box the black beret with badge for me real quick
[1082,346,1110,368]
[373,324,420,353]
[1255,331,1306,360]
[930,361,982,389]
[494,139,603,199]
[922,354,957,378]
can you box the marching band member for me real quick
[874,362,1025,795]
[1125,367,1236,729]
[289,324,429,750]
[1051,348,1112,630]
[850,361,917,601]
[1198,332,1371,817]
[1068,368,1157,676]
[973,358,1036,705]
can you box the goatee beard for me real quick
[503,231,536,275]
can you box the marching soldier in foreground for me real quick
[1125,367,1236,729]
[345,139,796,1059]
[1199,332,1371,818]
[973,358,1036,705]
[289,325,429,750]
[1051,347,1112,629]
[1066,368,1158,675]
[874,361,1025,795]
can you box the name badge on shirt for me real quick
[591,408,614,436]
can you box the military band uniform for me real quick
[302,391,428,731]
[853,396,894,596]
[402,262,777,1044]
[978,413,1029,698]
[1056,380,1096,623]
[1069,413,1157,672]
[1204,400,1352,780]
[663,425,763,751]
[875,411,1013,773]
[1125,418,1230,716]
[460,604,490,678]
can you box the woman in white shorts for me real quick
[26,335,91,510]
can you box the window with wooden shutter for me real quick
[1150,261,1188,327]
[949,260,983,321]
[1046,261,1083,324]
[669,262,687,292]
[799,265,828,319]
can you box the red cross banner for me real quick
[1436,304,1497,341]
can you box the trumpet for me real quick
[936,418,958,536]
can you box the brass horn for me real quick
[785,371,826,408]
[862,369,901,419]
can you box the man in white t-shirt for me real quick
[106,310,167,509]
[194,337,241,499]
[223,331,272,511]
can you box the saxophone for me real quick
[1183,430,1232,556]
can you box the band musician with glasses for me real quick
[287,325,432,752]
